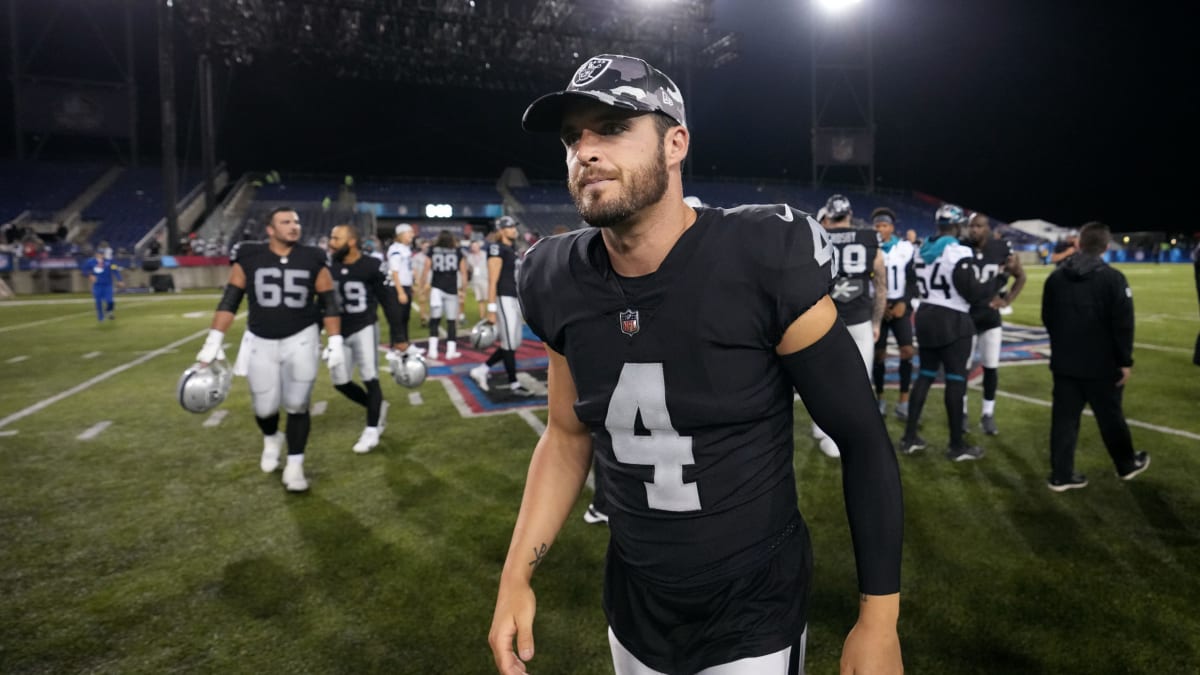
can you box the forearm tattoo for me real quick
[529,543,548,569]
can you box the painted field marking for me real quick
[311,401,328,416]
[0,430,17,437]
[0,313,245,431]
[1134,342,1192,355]
[518,409,546,437]
[77,421,112,440]
[6,356,29,364]
[408,392,423,406]
[82,351,102,359]
[990,388,1200,442]
[203,410,229,428]
[0,312,93,334]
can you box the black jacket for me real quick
[1042,254,1134,379]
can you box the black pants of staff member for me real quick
[395,285,413,344]
[1050,374,1138,480]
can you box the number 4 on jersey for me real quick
[605,363,701,512]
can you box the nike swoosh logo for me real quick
[776,206,794,222]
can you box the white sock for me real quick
[286,453,304,467]
[962,395,969,415]
[982,399,996,416]
[446,340,457,353]
[428,337,439,355]
[365,426,378,434]
[510,381,522,390]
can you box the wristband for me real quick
[487,303,497,312]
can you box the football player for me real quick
[195,206,344,492]
[813,194,886,458]
[466,240,489,320]
[469,216,534,396]
[871,207,917,420]
[488,54,902,675]
[422,229,469,360]
[326,223,408,453]
[84,249,124,321]
[385,224,421,354]
[898,204,993,460]
[963,213,1026,435]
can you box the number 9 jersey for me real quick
[518,205,832,586]
[232,242,327,339]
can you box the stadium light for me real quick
[815,0,864,14]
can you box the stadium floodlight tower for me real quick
[810,0,876,192]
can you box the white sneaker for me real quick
[282,463,309,492]
[470,364,490,392]
[444,341,460,360]
[378,400,389,431]
[818,437,841,459]
[353,427,380,454]
[404,344,426,356]
[261,432,285,473]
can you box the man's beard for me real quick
[331,244,351,262]
[569,143,668,229]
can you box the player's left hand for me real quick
[841,619,903,674]
[323,334,345,371]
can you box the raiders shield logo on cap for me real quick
[573,57,613,87]
[619,309,640,336]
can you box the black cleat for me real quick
[946,444,985,462]
[897,436,927,455]
[981,414,998,436]
[1117,452,1151,481]
[1047,473,1088,492]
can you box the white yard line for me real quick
[0,312,93,334]
[6,355,29,363]
[203,410,229,428]
[82,351,102,359]
[0,294,221,307]
[0,313,245,431]
[1133,342,1193,355]
[0,430,17,437]
[408,392,424,406]
[76,421,112,440]
[311,400,327,416]
[518,409,546,437]
[990,389,1200,441]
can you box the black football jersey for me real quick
[331,254,393,337]
[824,227,881,325]
[519,205,832,586]
[967,237,1013,330]
[429,245,462,294]
[488,241,518,297]
[232,241,325,339]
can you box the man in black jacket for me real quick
[1042,221,1149,492]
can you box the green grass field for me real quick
[1,263,1197,674]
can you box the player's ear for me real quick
[665,125,689,168]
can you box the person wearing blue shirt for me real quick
[84,251,123,321]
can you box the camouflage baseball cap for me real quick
[522,54,687,132]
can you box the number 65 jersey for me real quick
[519,205,833,586]
[232,241,326,339]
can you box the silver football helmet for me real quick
[469,320,497,350]
[389,352,427,388]
[178,359,232,414]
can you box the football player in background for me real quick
[84,249,124,321]
[812,193,886,458]
[195,206,344,492]
[422,230,469,360]
[872,207,917,420]
[326,223,408,453]
[385,224,421,355]
[411,239,432,328]
[898,204,992,460]
[466,240,489,321]
[488,53,902,675]
[469,216,533,396]
[963,212,1026,435]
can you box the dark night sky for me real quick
[2,1,1194,232]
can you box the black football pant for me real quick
[903,334,972,448]
[395,286,413,344]
[1050,374,1137,481]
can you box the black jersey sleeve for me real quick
[770,207,834,342]
[517,234,570,353]
[952,257,992,304]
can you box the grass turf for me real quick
[0,264,1197,674]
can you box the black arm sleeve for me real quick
[216,284,245,313]
[375,274,407,346]
[952,259,992,304]
[781,320,903,595]
[1110,272,1135,368]
[319,289,342,318]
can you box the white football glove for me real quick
[196,329,226,365]
[323,334,345,371]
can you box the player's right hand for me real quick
[489,579,536,675]
[196,329,226,365]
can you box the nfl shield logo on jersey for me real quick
[619,309,640,336]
